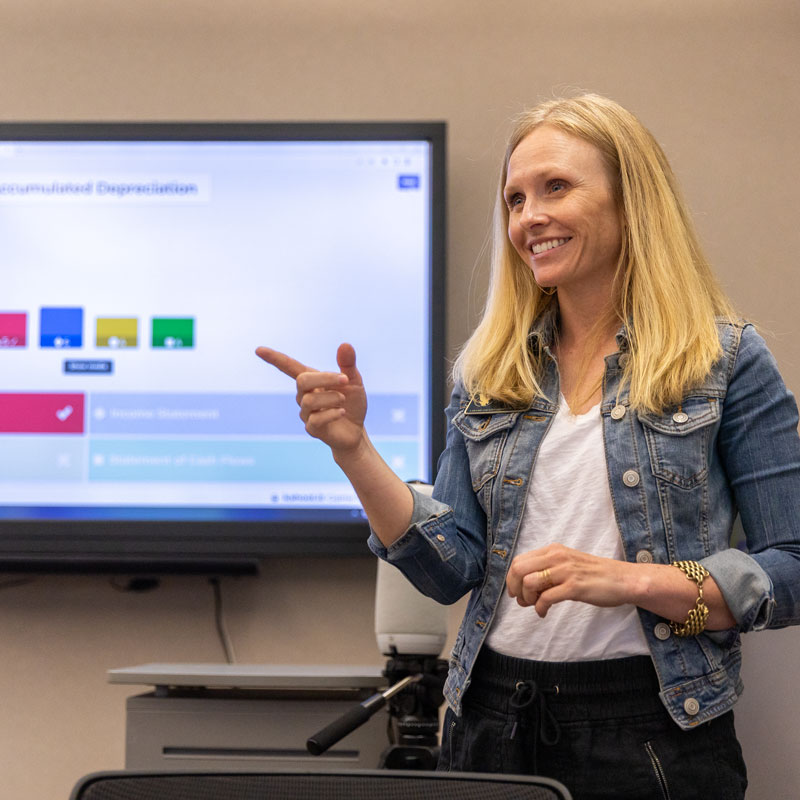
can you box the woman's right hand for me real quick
[255,342,367,455]
[257,341,415,545]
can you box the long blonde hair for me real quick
[454,94,736,413]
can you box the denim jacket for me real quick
[369,320,800,730]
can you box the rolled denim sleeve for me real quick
[367,385,489,605]
[708,324,800,630]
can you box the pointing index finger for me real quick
[255,346,317,380]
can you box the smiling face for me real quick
[504,125,623,299]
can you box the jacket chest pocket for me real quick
[453,410,519,492]
[638,397,720,489]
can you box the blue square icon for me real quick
[40,307,84,348]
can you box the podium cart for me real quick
[108,663,388,772]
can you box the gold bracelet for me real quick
[669,560,710,637]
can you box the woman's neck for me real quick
[553,298,620,414]
[554,282,619,348]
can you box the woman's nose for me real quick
[520,199,549,228]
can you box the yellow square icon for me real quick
[96,318,138,348]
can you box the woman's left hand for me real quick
[506,542,639,618]
[506,541,737,630]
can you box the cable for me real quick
[209,577,237,664]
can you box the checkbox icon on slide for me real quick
[0,393,84,433]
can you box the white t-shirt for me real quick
[485,394,650,661]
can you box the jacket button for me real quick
[672,411,689,424]
[684,697,700,716]
[622,469,640,487]
[654,622,671,640]
[436,534,445,542]
[635,550,653,563]
[611,404,626,420]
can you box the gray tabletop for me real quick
[108,663,387,689]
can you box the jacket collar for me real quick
[465,307,629,415]
[526,304,630,353]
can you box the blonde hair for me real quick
[454,93,736,413]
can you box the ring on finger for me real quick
[539,568,553,590]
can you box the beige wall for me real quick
[1,1,799,798]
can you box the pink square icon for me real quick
[0,313,27,347]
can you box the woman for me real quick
[257,94,800,798]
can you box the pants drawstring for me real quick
[508,678,561,770]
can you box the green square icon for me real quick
[151,318,195,349]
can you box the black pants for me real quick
[438,648,747,800]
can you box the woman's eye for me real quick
[507,194,524,209]
[547,180,566,193]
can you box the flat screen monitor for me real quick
[0,121,446,573]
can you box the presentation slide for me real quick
[0,138,433,519]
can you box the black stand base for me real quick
[380,744,440,770]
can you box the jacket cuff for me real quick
[701,548,774,631]
[367,483,449,560]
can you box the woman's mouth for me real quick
[531,237,571,256]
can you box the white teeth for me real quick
[532,237,569,255]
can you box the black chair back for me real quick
[70,768,572,800]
